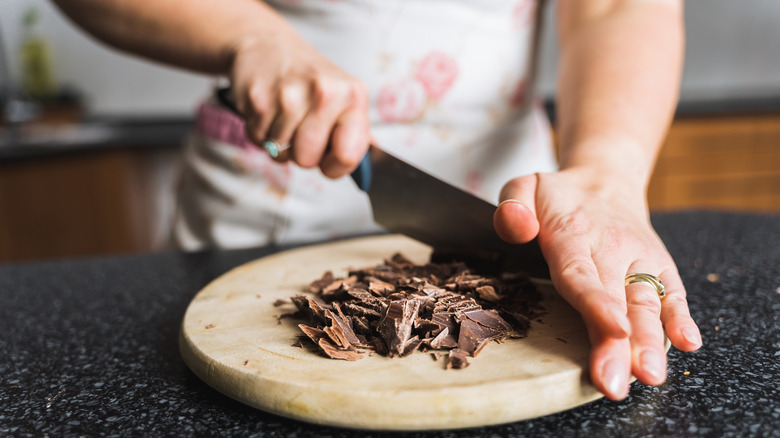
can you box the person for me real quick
[52,0,701,400]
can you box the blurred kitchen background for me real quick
[1,0,779,264]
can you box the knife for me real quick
[216,88,549,278]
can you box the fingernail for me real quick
[499,199,525,208]
[682,327,701,346]
[603,359,627,399]
[640,349,665,382]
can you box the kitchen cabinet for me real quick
[0,145,181,263]
[1,110,779,264]
[649,112,780,212]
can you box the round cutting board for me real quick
[180,235,603,430]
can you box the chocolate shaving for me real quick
[286,252,543,368]
[447,348,470,369]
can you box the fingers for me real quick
[623,261,702,387]
[322,105,370,178]
[266,80,311,162]
[240,83,278,151]
[625,264,668,386]
[658,267,702,351]
[315,81,370,178]
[494,175,540,244]
[541,217,632,338]
[236,75,369,176]
[589,334,632,400]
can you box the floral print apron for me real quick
[174,0,557,250]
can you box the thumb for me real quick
[493,174,540,244]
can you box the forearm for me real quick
[555,0,684,191]
[52,0,298,75]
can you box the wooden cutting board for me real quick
[179,235,605,430]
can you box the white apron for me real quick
[174,0,557,249]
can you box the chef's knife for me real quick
[216,87,549,278]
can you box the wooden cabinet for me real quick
[0,111,778,264]
[649,113,780,213]
[0,146,181,263]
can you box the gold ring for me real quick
[625,273,666,300]
[263,139,291,158]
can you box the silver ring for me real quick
[263,140,290,158]
[625,273,666,300]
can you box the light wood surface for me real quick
[179,235,611,430]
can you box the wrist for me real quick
[557,162,651,214]
[558,137,657,190]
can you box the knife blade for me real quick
[353,146,549,278]
[215,87,549,278]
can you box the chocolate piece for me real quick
[413,318,441,336]
[475,285,502,303]
[323,309,362,347]
[286,251,543,368]
[367,277,396,296]
[463,309,513,335]
[457,320,493,357]
[317,338,362,361]
[308,271,335,293]
[378,299,422,357]
[298,324,326,343]
[429,327,458,349]
[447,348,470,369]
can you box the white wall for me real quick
[537,0,780,102]
[0,0,213,116]
[2,0,780,117]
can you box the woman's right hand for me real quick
[229,34,371,178]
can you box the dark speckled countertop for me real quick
[1,212,778,437]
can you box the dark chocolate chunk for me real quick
[317,338,362,361]
[378,299,422,357]
[447,348,470,369]
[308,271,335,293]
[286,251,543,368]
[429,327,458,349]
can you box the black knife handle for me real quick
[215,87,372,192]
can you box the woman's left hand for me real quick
[494,168,702,400]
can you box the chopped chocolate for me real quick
[272,299,288,307]
[429,327,458,349]
[298,324,327,344]
[378,299,422,356]
[317,338,363,361]
[308,271,335,293]
[457,320,493,357]
[475,285,502,302]
[413,318,441,336]
[342,302,383,318]
[447,348,470,369]
[323,309,362,347]
[366,277,396,296]
[285,252,543,369]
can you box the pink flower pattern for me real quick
[377,79,427,123]
[510,79,527,108]
[512,0,535,30]
[415,51,459,100]
[465,170,484,195]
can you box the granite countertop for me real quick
[1,211,778,436]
